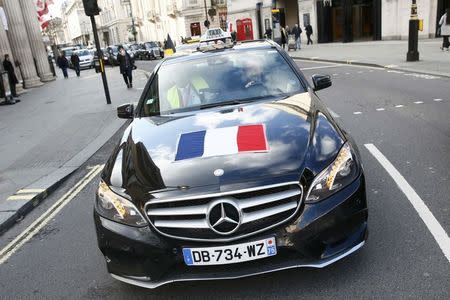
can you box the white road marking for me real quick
[364,144,450,263]
[345,73,350,75]
[353,111,362,115]
[395,104,404,108]
[328,109,340,118]
[385,64,399,68]
[0,165,104,265]
[332,73,339,76]
[7,194,36,201]
[433,98,443,102]
[414,101,424,104]
[293,59,384,71]
[16,189,45,194]
[300,65,343,70]
[387,70,404,74]
[376,108,385,111]
[404,73,440,80]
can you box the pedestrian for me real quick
[56,51,69,79]
[305,23,313,45]
[231,31,237,43]
[70,52,80,77]
[265,27,272,39]
[292,24,302,50]
[439,9,450,51]
[280,26,288,50]
[2,54,19,98]
[117,46,134,88]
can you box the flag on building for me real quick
[36,0,54,29]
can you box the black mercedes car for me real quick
[94,40,368,288]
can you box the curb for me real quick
[0,119,127,235]
[290,55,450,79]
[0,170,74,235]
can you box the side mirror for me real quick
[117,103,134,119]
[312,74,332,91]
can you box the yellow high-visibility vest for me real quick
[167,86,180,109]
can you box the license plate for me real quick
[182,237,277,266]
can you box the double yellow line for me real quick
[0,165,104,265]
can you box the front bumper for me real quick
[79,61,93,69]
[94,174,368,288]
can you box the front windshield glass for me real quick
[141,49,305,116]
[64,49,74,56]
[145,42,158,49]
[77,50,90,56]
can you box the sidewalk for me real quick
[0,66,148,232]
[289,38,450,77]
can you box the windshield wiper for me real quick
[199,96,275,110]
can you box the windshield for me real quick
[77,50,91,56]
[64,49,74,56]
[145,42,158,49]
[141,49,305,116]
[109,46,118,54]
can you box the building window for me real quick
[190,22,201,36]
[189,0,198,6]
[219,12,227,31]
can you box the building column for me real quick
[0,5,24,92]
[2,0,42,88]
[19,0,54,82]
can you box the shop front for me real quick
[316,0,381,43]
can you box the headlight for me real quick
[305,142,359,203]
[96,181,147,226]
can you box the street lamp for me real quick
[81,21,89,46]
[406,0,419,61]
[203,0,210,28]
[125,0,137,42]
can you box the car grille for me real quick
[152,49,159,56]
[144,182,303,242]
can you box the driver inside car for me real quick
[166,75,209,109]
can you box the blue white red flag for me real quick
[175,124,269,161]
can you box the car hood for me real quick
[103,92,344,203]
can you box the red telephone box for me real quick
[236,18,254,41]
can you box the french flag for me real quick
[175,124,269,161]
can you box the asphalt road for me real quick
[0,58,449,299]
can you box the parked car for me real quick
[122,44,136,60]
[105,45,120,66]
[139,41,164,60]
[74,49,94,69]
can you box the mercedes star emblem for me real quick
[207,199,241,235]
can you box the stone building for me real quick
[61,0,92,45]
[129,0,186,44]
[297,0,447,43]
[0,0,54,91]
[182,0,228,38]
[226,0,448,44]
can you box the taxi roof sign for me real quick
[200,28,232,43]
[198,28,233,52]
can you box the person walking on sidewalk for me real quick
[70,52,80,77]
[56,51,69,79]
[292,24,302,50]
[439,9,450,51]
[305,23,314,45]
[281,26,288,50]
[2,54,19,98]
[118,46,134,88]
